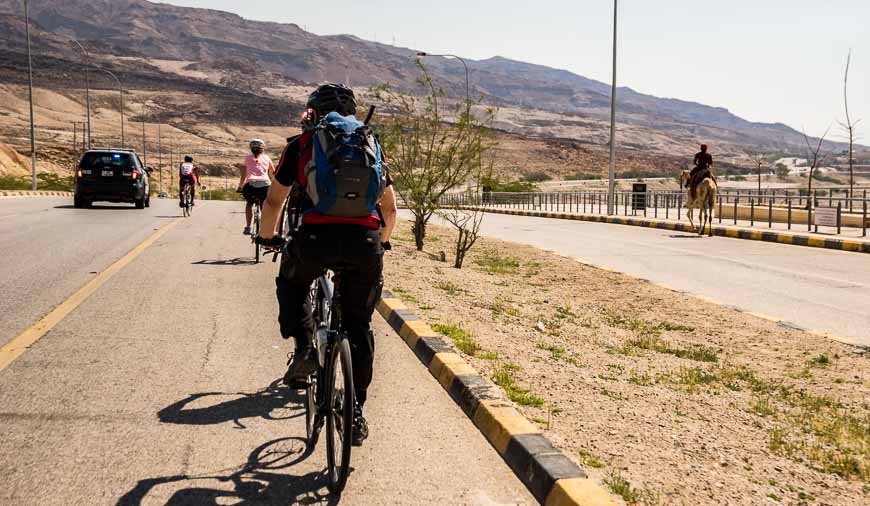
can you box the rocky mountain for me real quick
[0,0,847,156]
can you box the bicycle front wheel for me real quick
[326,336,354,493]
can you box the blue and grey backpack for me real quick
[305,111,386,218]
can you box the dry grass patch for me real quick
[384,218,869,505]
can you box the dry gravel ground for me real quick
[384,219,868,506]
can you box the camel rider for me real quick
[686,144,715,199]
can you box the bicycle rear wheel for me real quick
[253,205,261,263]
[326,336,354,493]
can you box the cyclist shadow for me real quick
[158,379,304,429]
[116,436,339,506]
[191,258,258,266]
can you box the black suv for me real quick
[74,149,153,209]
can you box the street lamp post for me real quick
[71,39,91,149]
[98,69,124,147]
[607,0,618,215]
[23,0,37,190]
[415,52,470,107]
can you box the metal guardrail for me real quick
[442,190,869,237]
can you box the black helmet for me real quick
[184,155,193,163]
[306,83,356,117]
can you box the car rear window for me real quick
[81,153,136,169]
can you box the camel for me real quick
[679,169,717,237]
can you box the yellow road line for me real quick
[0,218,181,371]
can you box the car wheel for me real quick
[74,196,82,209]
[135,197,145,209]
[84,199,93,209]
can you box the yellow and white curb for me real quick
[377,293,617,505]
[0,190,73,198]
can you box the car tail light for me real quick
[132,169,141,180]
[76,169,82,178]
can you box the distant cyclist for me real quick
[178,155,198,207]
[237,139,276,235]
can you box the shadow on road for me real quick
[192,258,257,266]
[668,234,705,239]
[54,205,137,210]
[116,437,336,506]
[158,379,303,429]
[119,381,334,505]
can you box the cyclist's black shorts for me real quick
[242,182,269,205]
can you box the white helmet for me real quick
[249,138,266,150]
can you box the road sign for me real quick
[814,206,837,227]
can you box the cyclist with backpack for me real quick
[237,139,276,235]
[178,155,198,207]
[256,83,397,446]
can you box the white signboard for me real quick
[814,206,837,227]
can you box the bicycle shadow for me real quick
[158,379,304,429]
[116,436,337,506]
[191,258,257,267]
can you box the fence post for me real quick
[677,194,682,220]
[750,197,755,226]
[787,197,792,230]
[837,202,842,235]
[863,200,867,237]
[733,197,738,225]
[768,199,773,228]
[718,194,723,223]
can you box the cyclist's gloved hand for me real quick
[256,235,286,249]
[235,186,244,193]
[381,241,392,251]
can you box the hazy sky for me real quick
[159,0,868,138]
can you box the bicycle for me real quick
[304,271,355,493]
[251,198,262,263]
[181,183,193,217]
[239,186,264,263]
[264,193,354,493]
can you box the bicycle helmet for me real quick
[249,139,265,152]
[306,83,357,117]
[700,144,708,151]
[184,155,193,163]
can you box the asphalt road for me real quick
[0,198,534,505]
[416,210,870,347]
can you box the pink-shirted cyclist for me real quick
[237,138,276,235]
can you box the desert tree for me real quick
[802,126,832,209]
[373,60,495,251]
[439,147,495,268]
[838,50,861,211]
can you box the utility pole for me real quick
[72,122,77,176]
[157,122,162,194]
[607,0,618,215]
[23,0,37,190]
[98,69,124,147]
[71,40,91,149]
[141,104,147,166]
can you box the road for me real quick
[0,197,534,505]
[417,210,870,347]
